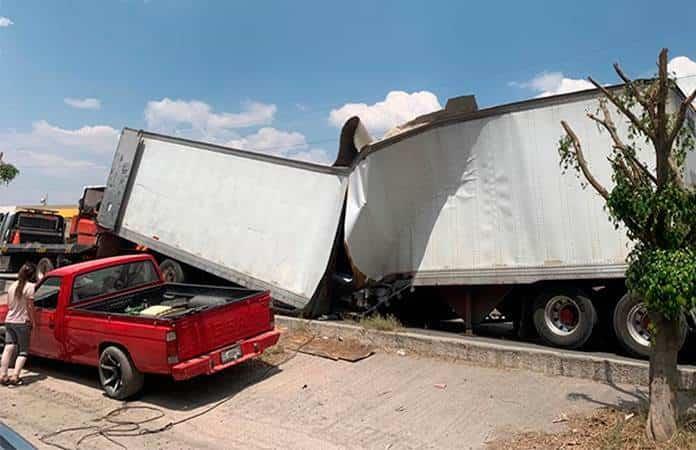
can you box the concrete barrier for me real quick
[276,315,696,389]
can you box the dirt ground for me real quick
[0,332,662,450]
[487,407,696,450]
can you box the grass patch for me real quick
[487,407,696,450]
[358,314,403,332]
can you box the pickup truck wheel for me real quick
[160,259,185,283]
[612,294,687,359]
[99,346,144,400]
[532,289,597,349]
[37,258,55,280]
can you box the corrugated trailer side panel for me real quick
[100,130,349,309]
[345,91,653,285]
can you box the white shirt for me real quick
[5,281,36,324]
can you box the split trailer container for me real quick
[95,83,696,358]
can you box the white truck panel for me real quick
[107,132,348,308]
[345,93,651,284]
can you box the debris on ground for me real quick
[487,407,696,450]
[552,413,569,424]
[434,383,447,390]
[396,349,407,356]
[279,328,375,362]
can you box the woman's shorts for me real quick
[5,323,31,356]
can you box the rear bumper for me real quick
[171,329,281,381]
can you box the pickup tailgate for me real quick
[173,291,274,361]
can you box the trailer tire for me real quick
[36,258,55,280]
[613,294,687,359]
[98,346,144,400]
[532,288,596,349]
[160,259,185,283]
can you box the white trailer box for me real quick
[99,129,350,309]
[344,86,695,287]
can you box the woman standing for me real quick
[0,263,37,386]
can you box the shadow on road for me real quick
[26,356,283,411]
[140,360,282,410]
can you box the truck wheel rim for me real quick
[544,296,580,336]
[100,354,122,392]
[163,269,176,282]
[627,303,651,348]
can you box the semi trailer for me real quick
[34,82,694,359]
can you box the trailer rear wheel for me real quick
[532,289,596,349]
[99,346,144,400]
[36,257,55,280]
[160,259,185,283]
[612,294,687,358]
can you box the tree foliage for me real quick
[558,49,695,441]
[558,53,696,321]
[0,152,20,185]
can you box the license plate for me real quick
[221,345,242,363]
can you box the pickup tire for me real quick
[532,288,596,349]
[99,346,144,400]
[37,258,55,280]
[613,294,687,359]
[160,259,185,283]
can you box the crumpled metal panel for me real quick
[345,94,645,282]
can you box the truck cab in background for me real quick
[0,186,105,276]
[68,186,105,247]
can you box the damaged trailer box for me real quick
[98,129,351,309]
[344,85,695,285]
[97,84,694,342]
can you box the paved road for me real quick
[0,348,647,450]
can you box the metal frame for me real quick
[355,82,693,161]
[410,264,627,286]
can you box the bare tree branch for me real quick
[560,120,610,199]
[655,48,670,187]
[667,88,696,147]
[586,101,658,185]
[613,63,657,122]
[588,76,655,141]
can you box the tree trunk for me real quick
[646,313,681,442]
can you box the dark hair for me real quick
[16,262,37,298]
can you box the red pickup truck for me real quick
[0,254,280,399]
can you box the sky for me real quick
[0,0,695,204]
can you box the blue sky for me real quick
[1,0,695,204]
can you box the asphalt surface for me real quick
[1,348,648,449]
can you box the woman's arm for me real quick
[26,286,37,325]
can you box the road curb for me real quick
[276,315,696,389]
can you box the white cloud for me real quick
[0,121,119,203]
[0,17,13,27]
[10,149,104,171]
[64,97,102,110]
[510,72,594,98]
[144,98,276,141]
[20,121,119,154]
[329,90,441,135]
[226,127,330,165]
[669,56,696,103]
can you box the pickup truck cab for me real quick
[0,254,280,399]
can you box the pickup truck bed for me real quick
[0,254,280,399]
[74,283,278,367]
